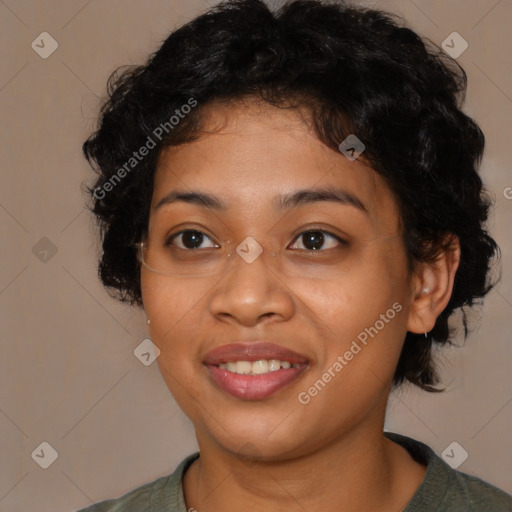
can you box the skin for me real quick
[141,97,460,512]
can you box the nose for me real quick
[208,246,295,327]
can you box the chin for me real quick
[202,415,310,460]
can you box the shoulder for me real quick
[75,452,200,512]
[444,466,512,511]
[385,431,512,512]
[76,477,161,512]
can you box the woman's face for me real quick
[141,99,416,460]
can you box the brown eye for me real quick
[290,230,347,251]
[166,230,217,250]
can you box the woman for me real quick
[78,0,512,510]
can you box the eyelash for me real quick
[166,229,348,252]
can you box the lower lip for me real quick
[205,364,307,400]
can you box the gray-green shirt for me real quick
[77,432,512,511]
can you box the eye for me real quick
[165,228,346,251]
[289,230,347,251]
[166,230,218,250]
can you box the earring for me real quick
[147,319,151,326]
[424,332,428,338]
[421,288,430,295]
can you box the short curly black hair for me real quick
[82,0,499,392]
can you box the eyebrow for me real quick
[154,186,367,213]
[275,186,367,213]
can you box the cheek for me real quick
[298,248,410,373]
[141,274,210,360]
[286,256,406,333]
[141,276,205,415]
[142,271,212,321]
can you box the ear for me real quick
[407,235,461,334]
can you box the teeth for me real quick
[252,360,268,374]
[268,359,281,371]
[235,361,252,374]
[217,359,297,375]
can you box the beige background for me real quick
[0,1,511,510]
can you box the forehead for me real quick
[152,99,401,232]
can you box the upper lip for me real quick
[203,342,309,365]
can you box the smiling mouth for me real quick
[216,359,301,375]
[203,341,309,400]
[205,363,307,400]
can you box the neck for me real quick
[183,423,426,512]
